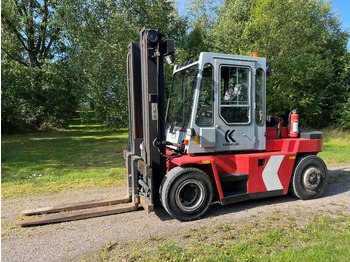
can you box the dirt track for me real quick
[2,166,350,262]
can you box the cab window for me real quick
[220,66,250,124]
[255,68,264,125]
[196,64,214,126]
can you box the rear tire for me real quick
[289,155,328,200]
[160,166,213,221]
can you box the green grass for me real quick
[318,128,350,167]
[83,212,350,261]
[1,116,129,198]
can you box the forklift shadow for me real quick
[155,168,350,221]
[208,195,296,220]
[324,167,350,197]
[154,195,297,222]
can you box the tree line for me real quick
[2,0,350,133]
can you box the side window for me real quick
[220,66,250,124]
[196,64,213,126]
[255,68,264,125]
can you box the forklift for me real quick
[17,26,327,226]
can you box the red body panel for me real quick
[168,137,322,202]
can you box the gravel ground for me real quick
[2,166,350,262]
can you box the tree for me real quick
[336,52,350,129]
[1,0,63,68]
[1,0,79,133]
[212,0,349,128]
[58,0,187,127]
[177,0,219,61]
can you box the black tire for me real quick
[160,166,213,221]
[289,155,328,200]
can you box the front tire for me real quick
[160,166,213,221]
[289,155,328,200]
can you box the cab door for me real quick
[214,58,256,152]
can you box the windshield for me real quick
[166,64,199,130]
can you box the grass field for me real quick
[1,116,129,198]
[1,120,350,198]
[318,128,350,168]
[84,212,350,261]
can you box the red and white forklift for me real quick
[125,26,327,221]
[18,26,327,226]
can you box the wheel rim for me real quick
[302,167,322,190]
[175,179,206,212]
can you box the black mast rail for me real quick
[125,26,174,209]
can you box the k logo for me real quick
[225,130,236,143]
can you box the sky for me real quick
[331,0,350,50]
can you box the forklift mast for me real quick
[125,27,174,209]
